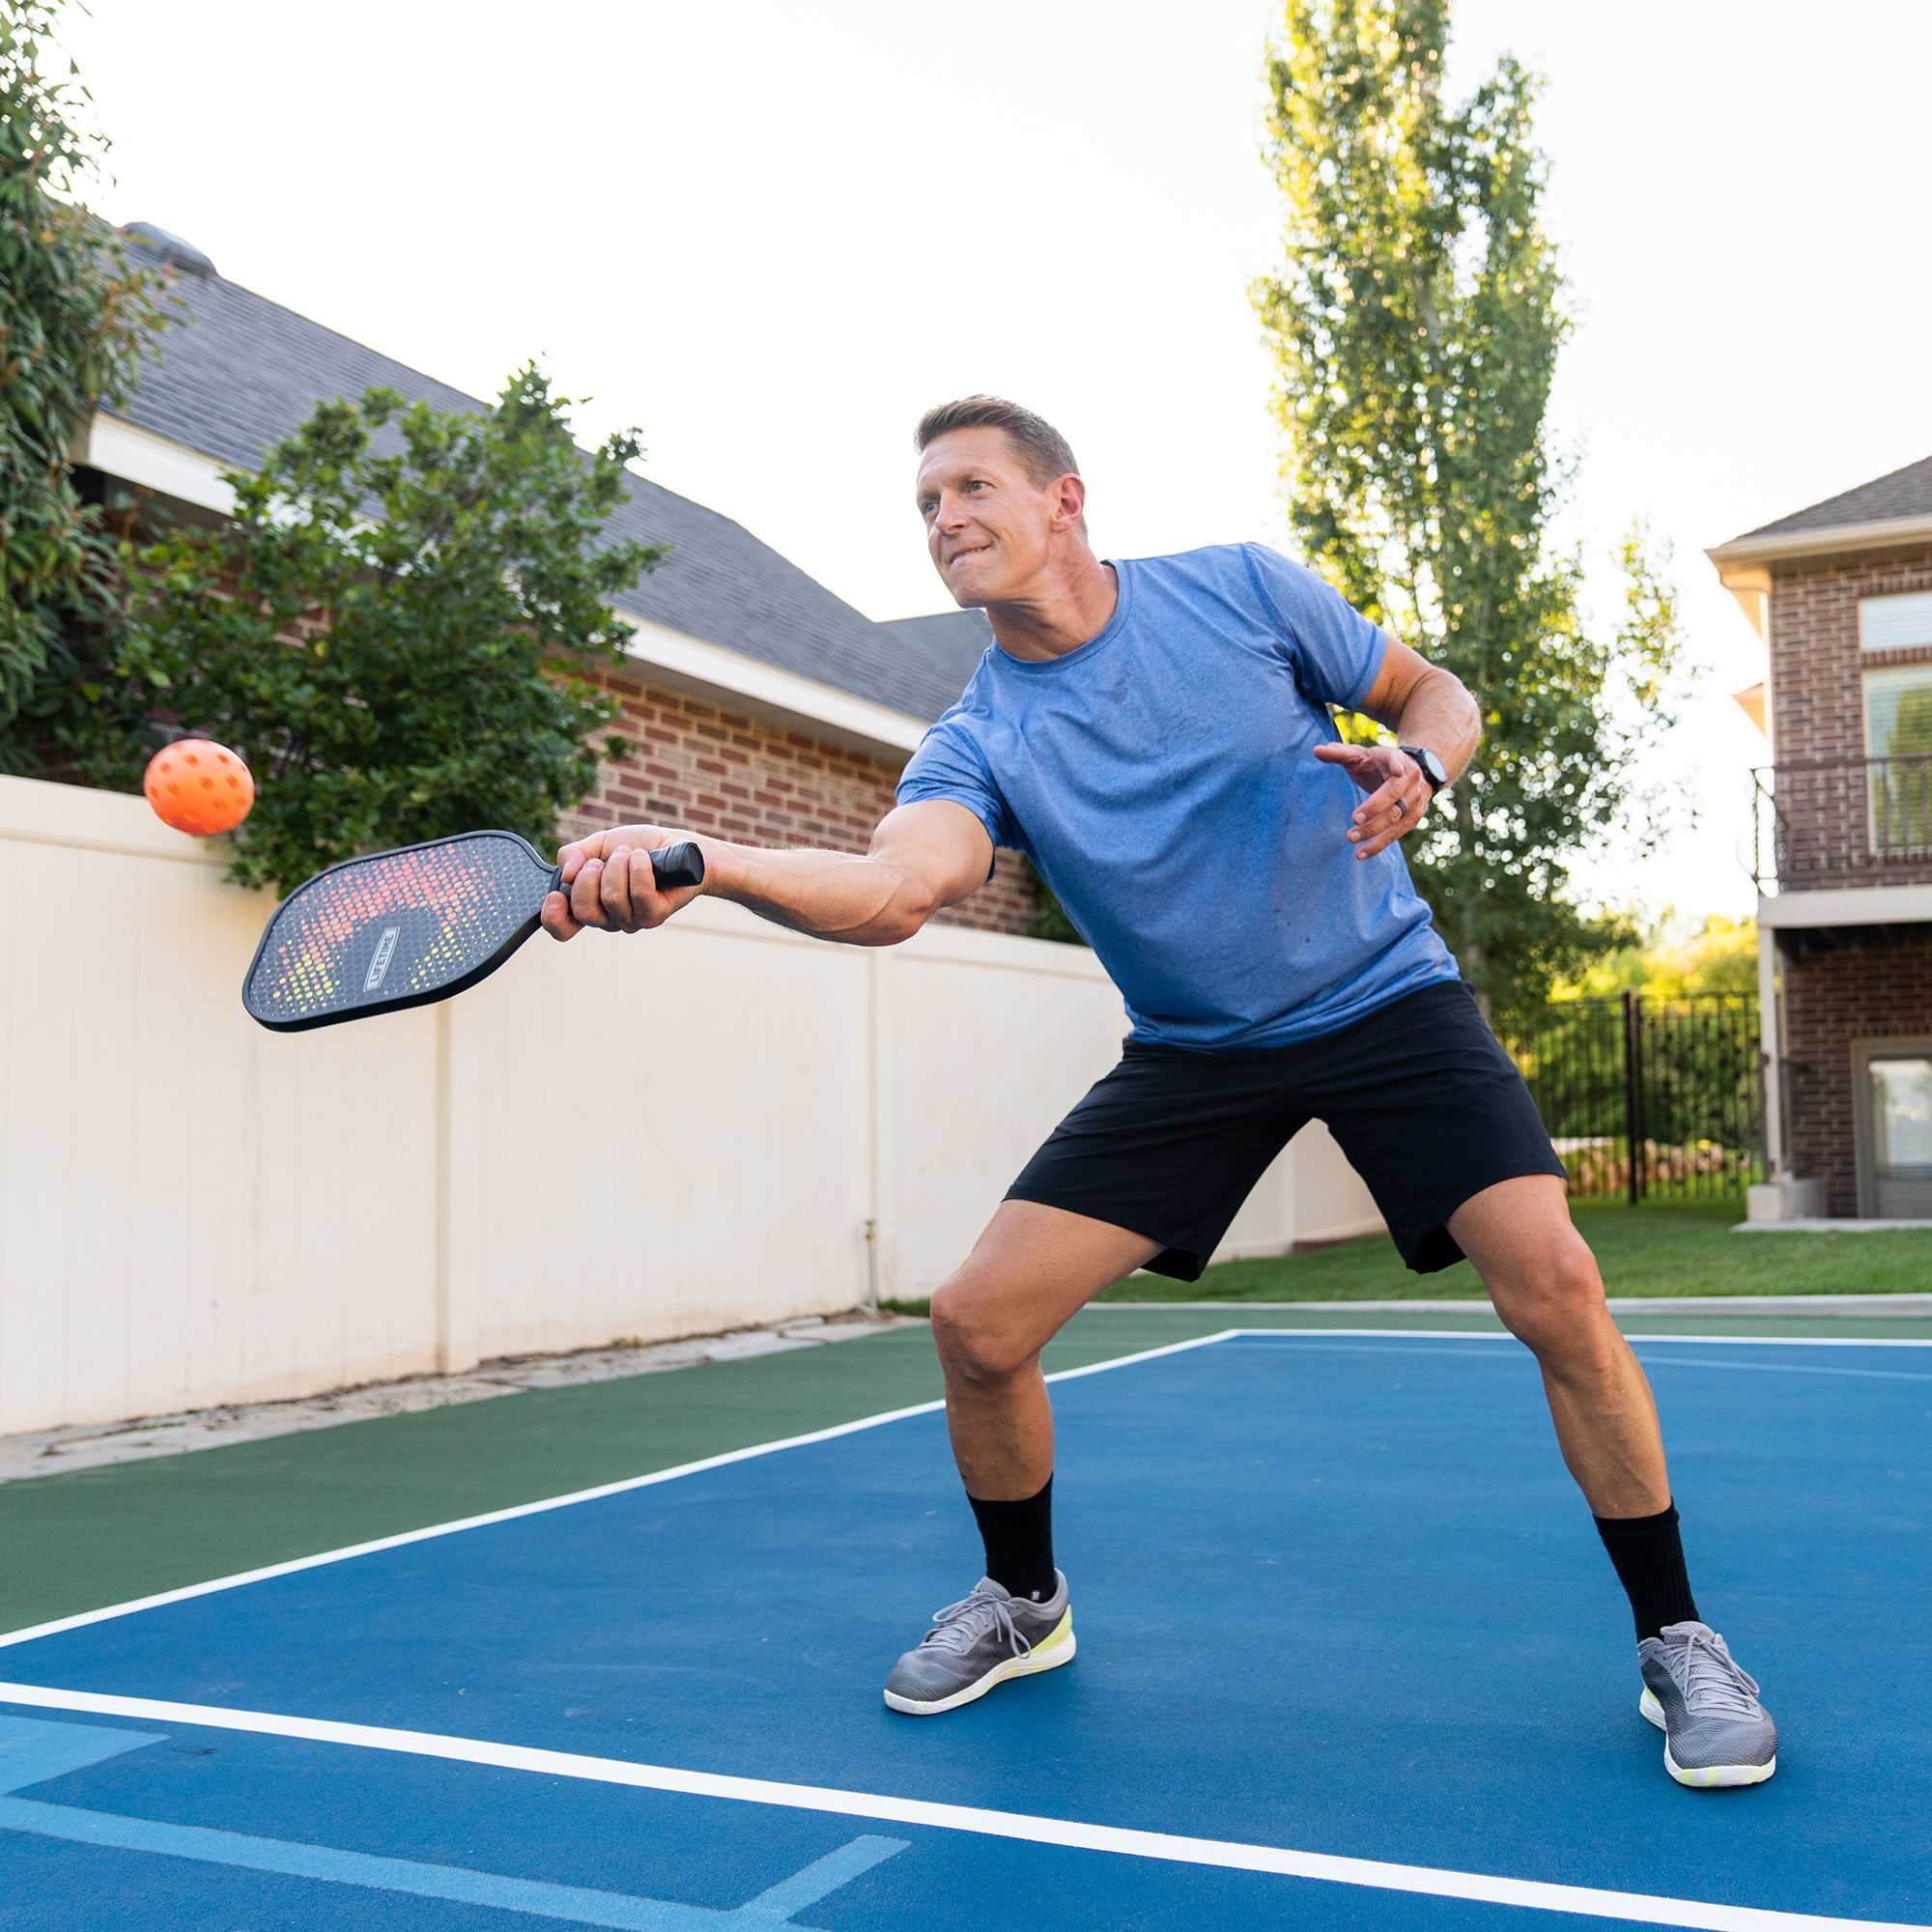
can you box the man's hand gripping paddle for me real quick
[242,831,704,1032]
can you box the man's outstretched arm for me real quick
[538,799,995,947]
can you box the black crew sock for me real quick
[1594,1500,1700,1643]
[968,1475,1056,1602]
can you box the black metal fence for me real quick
[1496,994,1762,1203]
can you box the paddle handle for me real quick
[647,841,706,891]
[548,839,706,909]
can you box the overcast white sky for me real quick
[54,0,1932,928]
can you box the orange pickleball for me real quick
[144,738,255,836]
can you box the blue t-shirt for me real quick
[895,542,1459,1049]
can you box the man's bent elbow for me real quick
[856,875,938,947]
[885,878,940,944]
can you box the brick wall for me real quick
[81,476,1042,937]
[1769,544,1932,891]
[557,668,1040,937]
[1781,925,1932,1213]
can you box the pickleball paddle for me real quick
[242,830,704,1032]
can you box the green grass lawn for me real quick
[884,1200,1932,1312]
[1101,1199,1932,1302]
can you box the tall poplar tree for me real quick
[1254,0,1686,1014]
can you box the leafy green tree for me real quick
[1254,0,1688,1013]
[1029,878,1083,946]
[63,368,668,895]
[0,0,170,764]
[1554,913,1758,1003]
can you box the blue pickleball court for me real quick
[2,1326,1928,1929]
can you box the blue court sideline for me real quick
[2,1331,1927,1929]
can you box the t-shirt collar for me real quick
[989,558,1133,672]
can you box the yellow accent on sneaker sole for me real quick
[1639,1686,1776,1788]
[883,1608,1076,1718]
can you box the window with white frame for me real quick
[1861,662,1932,851]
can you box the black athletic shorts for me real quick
[1006,978,1566,1280]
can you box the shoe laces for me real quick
[919,1584,1033,1660]
[1668,1626,1762,1719]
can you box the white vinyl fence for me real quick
[0,775,1383,1435]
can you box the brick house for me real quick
[79,223,1038,937]
[1709,455,1932,1221]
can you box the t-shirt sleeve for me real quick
[895,714,1015,875]
[1239,542,1388,713]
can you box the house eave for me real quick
[1758,882,1932,929]
[1709,513,1932,571]
[614,615,923,757]
[80,412,924,762]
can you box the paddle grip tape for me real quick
[549,839,706,923]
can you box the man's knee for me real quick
[1489,1234,1612,1361]
[929,1275,1037,1386]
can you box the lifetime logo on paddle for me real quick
[363,927,402,993]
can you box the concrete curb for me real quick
[1733,1219,1932,1234]
[1086,1293,1932,1318]
[0,1312,921,1486]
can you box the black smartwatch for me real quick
[1399,745,1449,794]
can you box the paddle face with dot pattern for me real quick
[242,830,703,1032]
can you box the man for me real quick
[539,395,1776,1790]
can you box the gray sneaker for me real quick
[883,1572,1075,1716]
[1637,1621,1778,1788]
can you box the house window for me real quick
[1861,1052,1932,1219]
[1860,590,1932,652]
[1861,663,1932,852]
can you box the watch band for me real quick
[1399,744,1449,793]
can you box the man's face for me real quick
[915,427,1063,606]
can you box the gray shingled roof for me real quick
[1733,451,1932,544]
[105,228,974,725]
[875,610,993,698]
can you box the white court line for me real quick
[0,1330,1239,1653]
[0,1682,1913,1932]
[1086,1297,1932,1317]
[5,1324,1920,1657]
[1242,1340,1932,1383]
[1217,1329,1932,1372]
[1630,1357,1932,1383]
[3,1324,1922,1929]
[1218,1327,1932,1349]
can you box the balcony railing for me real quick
[1751,754,1932,895]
